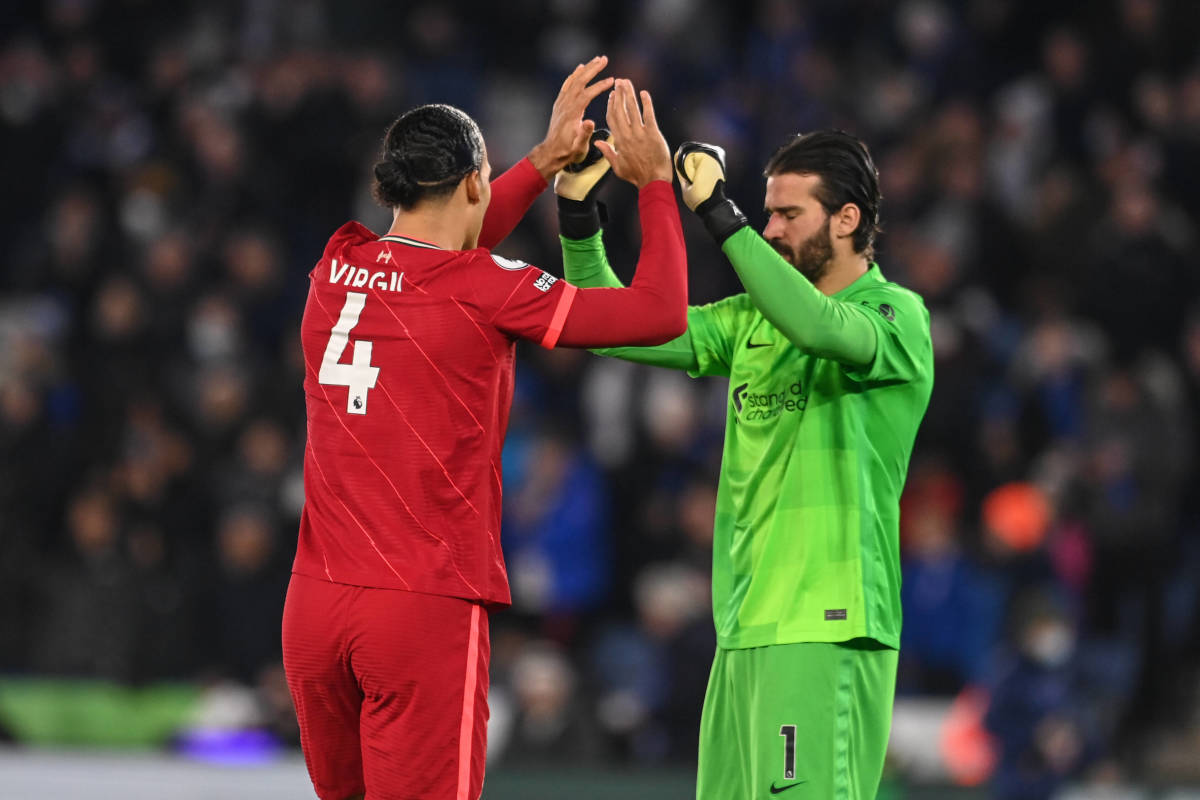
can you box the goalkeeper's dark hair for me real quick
[764,130,882,260]
[372,104,484,210]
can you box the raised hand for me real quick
[594,79,673,189]
[528,56,615,180]
[674,142,728,211]
[672,140,748,243]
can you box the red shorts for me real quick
[282,573,490,800]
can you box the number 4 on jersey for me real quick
[319,292,380,415]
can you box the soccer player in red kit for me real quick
[282,59,686,800]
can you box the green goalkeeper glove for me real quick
[674,141,748,244]
[555,128,613,239]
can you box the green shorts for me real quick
[696,638,898,800]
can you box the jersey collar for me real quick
[833,262,885,298]
[378,234,442,250]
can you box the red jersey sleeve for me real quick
[462,251,578,349]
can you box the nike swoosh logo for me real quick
[746,341,773,349]
[769,781,806,794]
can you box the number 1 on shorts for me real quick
[779,724,797,779]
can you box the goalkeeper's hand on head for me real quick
[674,141,748,245]
[555,128,614,240]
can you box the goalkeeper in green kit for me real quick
[556,120,933,799]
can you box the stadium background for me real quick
[2,0,1200,796]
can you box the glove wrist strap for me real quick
[557,196,606,240]
[696,197,748,245]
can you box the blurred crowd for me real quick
[2,0,1200,795]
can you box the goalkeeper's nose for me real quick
[764,212,788,241]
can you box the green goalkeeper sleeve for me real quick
[561,227,879,371]
[721,227,877,367]
[561,232,698,371]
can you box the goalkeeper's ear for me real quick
[556,129,614,239]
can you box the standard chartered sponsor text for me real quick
[740,380,807,421]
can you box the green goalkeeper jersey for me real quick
[562,227,933,649]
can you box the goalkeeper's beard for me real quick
[769,222,834,286]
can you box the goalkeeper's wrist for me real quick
[696,196,748,245]
[559,230,610,284]
[557,195,604,239]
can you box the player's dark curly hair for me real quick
[372,104,485,210]
[764,130,882,260]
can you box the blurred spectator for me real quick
[217,417,296,520]
[203,505,289,684]
[1080,179,1194,361]
[32,483,140,681]
[503,426,611,622]
[1079,359,1192,723]
[491,639,603,764]
[899,462,1003,693]
[589,561,713,762]
[984,590,1095,800]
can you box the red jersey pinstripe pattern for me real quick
[295,222,576,606]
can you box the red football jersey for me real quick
[293,218,576,606]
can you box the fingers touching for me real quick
[592,78,672,187]
[607,79,643,133]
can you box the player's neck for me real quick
[815,254,869,296]
[384,207,471,251]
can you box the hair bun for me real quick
[373,156,419,207]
